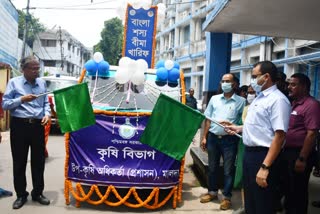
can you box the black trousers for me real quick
[243,147,280,214]
[10,117,45,198]
[281,148,314,214]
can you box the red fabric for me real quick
[48,96,53,104]
[44,120,51,158]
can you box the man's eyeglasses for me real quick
[25,67,40,71]
[221,80,232,83]
[251,73,263,79]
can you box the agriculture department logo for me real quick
[119,118,136,139]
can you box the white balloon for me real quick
[131,69,145,85]
[157,3,166,12]
[164,60,174,70]
[157,13,165,22]
[115,67,131,84]
[136,59,148,73]
[158,8,166,16]
[127,59,138,76]
[116,4,125,20]
[141,0,152,10]
[131,0,141,9]
[93,52,104,63]
[118,57,131,67]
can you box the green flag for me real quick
[140,94,205,160]
[53,83,95,133]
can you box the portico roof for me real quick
[203,0,320,40]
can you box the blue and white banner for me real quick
[68,114,181,188]
[123,6,156,68]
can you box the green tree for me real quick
[94,18,123,65]
[18,10,46,48]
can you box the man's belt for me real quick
[12,117,42,124]
[216,135,224,139]
[210,133,232,139]
[245,146,269,152]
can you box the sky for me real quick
[11,0,119,48]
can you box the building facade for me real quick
[154,0,320,101]
[0,0,19,69]
[33,28,91,77]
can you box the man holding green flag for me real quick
[200,74,245,210]
[2,56,51,209]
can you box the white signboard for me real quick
[0,0,18,68]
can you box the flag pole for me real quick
[36,91,52,98]
[206,116,242,138]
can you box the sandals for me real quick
[313,168,320,177]
[312,201,320,208]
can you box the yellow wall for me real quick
[0,68,10,131]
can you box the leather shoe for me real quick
[312,200,320,208]
[12,197,27,209]
[200,193,218,203]
[32,194,50,205]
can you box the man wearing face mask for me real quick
[233,85,256,214]
[241,85,256,122]
[225,61,291,214]
[200,73,245,210]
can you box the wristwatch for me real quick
[298,156,306,162]
[261,163,270,170]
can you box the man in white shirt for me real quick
[225,61,291,214]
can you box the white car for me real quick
[41,75,79,129]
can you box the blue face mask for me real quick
[221,82,233,93]
[250,75,266,92]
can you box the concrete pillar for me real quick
[284,38,295,75]
[259,37,271,61]
[203,32,232,109]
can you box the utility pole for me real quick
[58,26,64,75]
[21,0,31,59]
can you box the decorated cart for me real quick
[60,1,202,210]
[63,67,188,209]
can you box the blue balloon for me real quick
[168,68,180,82]
[98,61,110,76]
[155,60,165,69]
[155,79,167,87]
[84,60,98,75]
[156,67,168,81]
[173,61,180,70]
[168,81,178,88]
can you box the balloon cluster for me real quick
[116,0,166,25]
[85,52,110,76]
[155,60,180,83]
[115,57,147,85]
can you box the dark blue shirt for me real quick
[186,95,197,109]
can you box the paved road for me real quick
[0,130,319,213]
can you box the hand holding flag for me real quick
[35,91,52,98]
[140,94,241,161]
[53,83,95,133]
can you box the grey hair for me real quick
[20,56,39,70]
